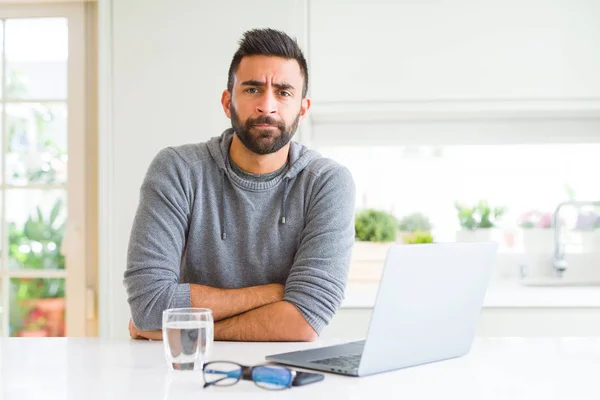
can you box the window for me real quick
[309,109,600,287]
[0,3,91,337]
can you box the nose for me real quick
[255,91,277,115]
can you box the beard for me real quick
[230,104,301,155]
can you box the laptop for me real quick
[266,241,498,377]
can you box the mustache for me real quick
[246,116,284,128]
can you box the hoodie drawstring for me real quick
[220,169,227,240]
[281,178,289,224]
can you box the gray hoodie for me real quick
[124,129,356,334]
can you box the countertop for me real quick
[341,281,600,308]
[1,337,599,399]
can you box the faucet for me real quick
[552,200,600,277]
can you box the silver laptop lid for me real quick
[358,242,497,376]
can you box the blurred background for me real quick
[0,0,599,339]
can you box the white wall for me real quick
[100,0,307,338]
[99,0,600,338]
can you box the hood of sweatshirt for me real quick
[206,128,320,240]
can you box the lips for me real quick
[253,124,277,128]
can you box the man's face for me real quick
[222,55,310,155]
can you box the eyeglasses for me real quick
[202,361,297,390]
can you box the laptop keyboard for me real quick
[310,353,362,369]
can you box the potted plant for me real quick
[352,208,398,281]
[14,279,66,337]
[402,231,434,244]
[455,200,505,242]
[398,212,434,244]
[8,199,66,337]
[574,209,600,252]
[518,210,555,253]
[18,308,48,337]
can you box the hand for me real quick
[128,319,163,341]
[129,319,144,340]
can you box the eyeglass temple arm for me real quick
[203,377,228,389]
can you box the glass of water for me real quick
[162,308,214,371]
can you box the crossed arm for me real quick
[128,283,318,342]
[125,149,355,343]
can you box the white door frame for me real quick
[0,2,88,336]
[97,0,115,338]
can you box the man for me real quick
[124,28,355,342]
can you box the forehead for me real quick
[234,55,303,85]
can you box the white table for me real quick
[1,337,600,399]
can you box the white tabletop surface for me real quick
[1,337,600,399]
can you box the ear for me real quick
[298,97,311,123]
[221,90,232,118]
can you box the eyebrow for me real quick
[240,80,295,91]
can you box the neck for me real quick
[229,133,290,174]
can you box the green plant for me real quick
[355,209,398,243]
[398,212,432,233]
[8,198,65,299]
[455,200,505,231]
[3,155,66,336]
[13,278,65,300]
[9,199,65,270]
[402,231,434,244]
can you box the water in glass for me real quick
[162,308,213,370]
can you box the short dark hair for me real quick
[227,28,309,98]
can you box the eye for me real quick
[279,91,292,97]
[245,88,259,94]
